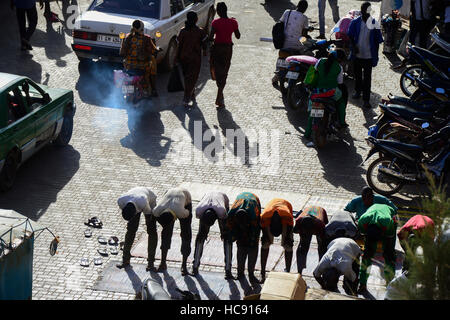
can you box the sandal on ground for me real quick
[97,248,108,256]
[98,236,107,245]
[80,258,89,267]
[84,229,92,238]
[110,246,119,255]
[84,217,103,229]
[116,262,130,269]
[108,236,119,246]
[93,257,103,265]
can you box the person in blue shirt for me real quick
[344,186,398,221]
[347,2,383,109]
[10,0,44,50]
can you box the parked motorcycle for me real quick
[273,26,317,95]
[409,77,450,104]
[285,31,343,110]
[399,43,450,97]
[310,87,348,148]
[368,101,449,141]
[363,126,450,196]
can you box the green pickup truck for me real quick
[0,73,76,191]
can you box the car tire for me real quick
[54,115,74,147]
[162,38,177,72]
[0,151,19,192]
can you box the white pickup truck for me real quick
[72,0,215,70]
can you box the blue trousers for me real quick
[318,0,340,36]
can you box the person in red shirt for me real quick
[293,206,329,274]
[208,2,241,109]
[397,214,435,272]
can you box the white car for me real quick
[72,0,216,70]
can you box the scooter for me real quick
[285,28,342,110]
[309,86,348,148]
[363,126,450,196]
[399,43,450,97]
[273,25,317,95]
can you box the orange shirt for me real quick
[260,198,294,228]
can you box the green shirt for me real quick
[315,58,341,89]
[358,204,396,237]
[344,195,398,220]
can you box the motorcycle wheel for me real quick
[312,120,327,149]
[400,65,427,97]
[376,122,395,139]
[287,83,308,110]
[366,157,404,196]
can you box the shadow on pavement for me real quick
[216,108,254,167]
[120,110,172,167]
[260,0,296,22]
[316,135,367,195]
[0,145,80,220]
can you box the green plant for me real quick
[389,170,450,299]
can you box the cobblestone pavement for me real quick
[0,0,417,300]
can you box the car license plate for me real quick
[122,85,134,94]
[276,59,288,68]
[98,34,121,44]
[286,71,299,79]
[310,108,324,117]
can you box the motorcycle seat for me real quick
[383,104,434,120]
[387,94,435,110]
[378,139,424,153]
[418,78,450,93]
[125,69,145,76]
[413,46,450,74]
[286,55,318,65]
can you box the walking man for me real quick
[318,0,340,39]
[152,187,193,276]
[192,191,230,276]
[11,0,43,50]
[176,11,208,108]
[409,0,434,48]
[347,2,383,108]
[116,187,157,270]
[259,198,295,283]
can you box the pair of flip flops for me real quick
[80,257,103,267]
[97,247,119,256]
[97,236,119,246]
[84,217,103,229]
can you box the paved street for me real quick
[0,0,420,300]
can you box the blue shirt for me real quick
[344,195,398,220]
[14,0,37,9]
[347,17,384,67]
